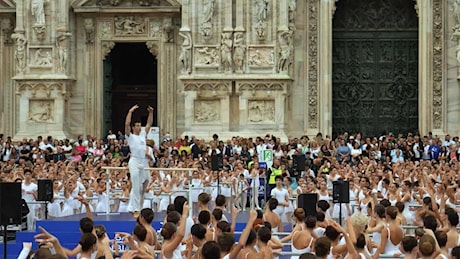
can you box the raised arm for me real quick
[145,106,154,133]
[125,105,139,137]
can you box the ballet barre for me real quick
[100,166,128,215]
[101,166,198,216]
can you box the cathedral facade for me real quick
[0,0,458,140]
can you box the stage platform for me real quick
[0,211,293,259]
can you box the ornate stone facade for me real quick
[0,0,456,140]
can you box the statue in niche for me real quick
[288,0,297,27]
[84,18,95,44]
[33,49,52,66]
[202,0,216,24]
[277,31,293,72]
[114,16,145,34]
[56,32,71,72]
[162,19,173,43]
[453,0,460,32]
[29,101,53,123]
[233,32,245,73]
[179,31,192,74]
[256,0,269,23]
[221,32,233,72]
[31,0,47,26]
[11,33,27,73]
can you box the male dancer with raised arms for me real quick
[125,104,154,218]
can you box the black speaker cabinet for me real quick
[293,154,306,171]
[211,154,223,171]
[0,183,22,225]
[297,193,318,217]
[332,180,350,203]
[38,179,53,202]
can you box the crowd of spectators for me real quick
[4,129,460,258]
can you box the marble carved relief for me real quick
[114,16,146,35]
[195,46,220,66]
[248,100,275,123]
[248,47,275,68]
[28,100,54,123]
[194,100,220,123]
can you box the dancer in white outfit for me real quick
[125,104,154,218]
[22,170,37,230]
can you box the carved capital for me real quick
[101,41,115,60]
[1,18,14,44]
[146,41,159,56]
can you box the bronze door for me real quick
[332,0,418,138]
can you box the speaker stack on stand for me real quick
[0,183,22,258]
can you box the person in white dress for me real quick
[118,180,130,213]
[124,104,154,218]
[47,179,63,218]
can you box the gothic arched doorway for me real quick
[103,42,158,135]
[332,0,418,138]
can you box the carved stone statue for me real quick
[31,0,47,26]
[233,32,245,73]
[1,18,14,44]
[84,18,95,44]
[202,0,216,24]
[11,32,27,73]
[221,32,233,72]
[277,31,293,72]
[288,0,297,27]
[179,31,192,74]
[56,32,71,72]
[256,0,269,23]
[453,0,460,32]
[162,18,174,43]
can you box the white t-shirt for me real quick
[126,130,147,158]
[22,182,38,202]
[271,187,288,204]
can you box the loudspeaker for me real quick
[0,183,22,225]
[293,154,306,171]
[332,180,350,203]
[211,154,223,171]
[297,193,318,217]
[38,179,53,202]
